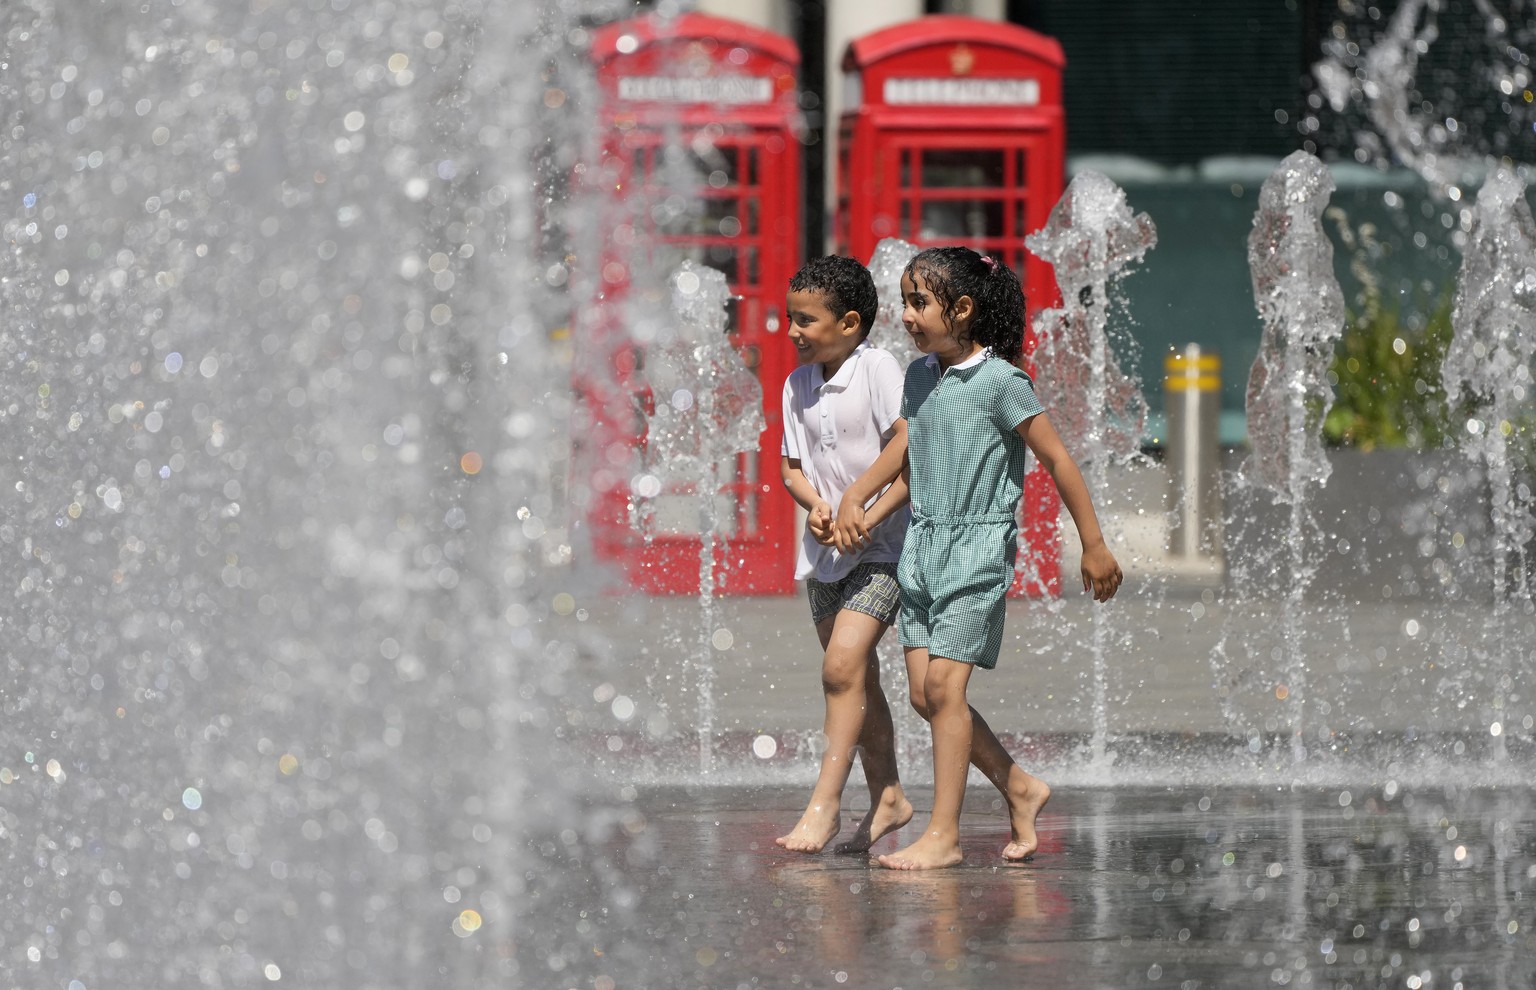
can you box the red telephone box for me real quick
[586,13,800,595]
[837,15,1067,595]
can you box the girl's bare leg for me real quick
[965,708,1051,860]
[878,653,972,870]
[777,609,904,853]
[880,647,1050,864]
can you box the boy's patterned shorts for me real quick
[806,561,901,626]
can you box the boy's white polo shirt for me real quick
[781,341,909,583]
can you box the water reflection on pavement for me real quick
[567,785,1535,989]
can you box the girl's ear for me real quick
[951,294,975,326]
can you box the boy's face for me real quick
[786,288,861,368]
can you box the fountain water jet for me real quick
[1442,167,1536,760]
[1025,170,1155,767]
[634,261,765,771]
[1232,149,1346,765]
[0,0,636,983]
[1444,168,1536,606]
[866,236,922,370]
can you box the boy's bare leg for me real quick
[777,609,901,853]
[834,645,912,853]
[878,654,972,870]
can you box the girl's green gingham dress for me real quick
[896,354,1044,669]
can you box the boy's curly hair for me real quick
[904,246,1026,364]
[788,256,878,339]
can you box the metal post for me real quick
[1165,344,1222,558]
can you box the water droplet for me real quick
[182,787,202,810]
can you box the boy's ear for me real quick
[839,310,863,337]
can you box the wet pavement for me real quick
[576,591,1536,786]
[531,783,1536,990]
[536,460,1536,986]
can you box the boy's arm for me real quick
[781,456,834,545]
[833,419,909,551]
[1015,412,1122,602]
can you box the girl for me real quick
[842,246,1122,871]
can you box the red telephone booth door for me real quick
[588,13,800,595]
[837,16,1067,596]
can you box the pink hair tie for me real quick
[982,255,998,271]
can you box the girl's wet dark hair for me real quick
[904,246,1025,363]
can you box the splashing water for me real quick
[1235,150,1346,765]
[1442,168,1536,760]
[640,262,766,481]
[866,236,921,368]
[1026,169,1155,766]
[1245,152,1345,501]
[0,0,637,983]
[1027,170,1154,464]
[1443,168,1536,605]
[638,261,764,771]
[1313,0,1520,196]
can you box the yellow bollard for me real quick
[1164,345,1223,558]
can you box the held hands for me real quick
[807,501,836,546]
[832,499,871,553]
[1080,542,1123,603]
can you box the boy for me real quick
[775,256,913,854]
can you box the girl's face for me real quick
[901,271,975,365]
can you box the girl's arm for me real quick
[1015,412,1123,602]
[833,419,909,551]
[781,456,834,545]
[836,466,910,553]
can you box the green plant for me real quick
[1322,288,1454,450]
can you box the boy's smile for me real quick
[786,288,861,376]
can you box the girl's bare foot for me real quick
[775,803,841,853]
[1001,770,1051,862]
[834,789,913,854]
[876,829,963,870]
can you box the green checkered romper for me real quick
[897,355,1044,669]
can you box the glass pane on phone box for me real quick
[689,146,739,186]
[645,489,741,537]
[656,203,732,238]
[921,149,1005,188]
[920,200,1004,240]
[691,198,743,237]
[703,244,739,281]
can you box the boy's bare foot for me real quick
[876,831,964,870]
[1001,770,1051,862]
[775,804,841,853]
[834,790,913,854]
